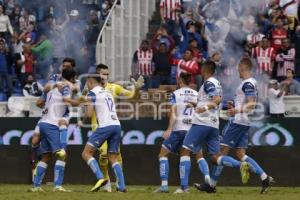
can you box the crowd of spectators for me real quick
[132,0,300,105]
[0,0,116,101]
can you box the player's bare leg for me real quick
[82,144,107,192]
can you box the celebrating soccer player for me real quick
[203,58,274,194]
[154,73,198,193]
[176,61,250,194]
[81,70,126,193]
[30,67,80,192]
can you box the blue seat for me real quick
[0,93,7,102]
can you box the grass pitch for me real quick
[0,185,300,200]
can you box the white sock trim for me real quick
[241,155,248,162]
[55,160,66,167]
[87,157,95,165]
[59,125,67,130]
[38,161,48,169]
[161,180,168,186]
[159,157,168,161]
[197,158,205,163]
[217,156,223,165]
[112,162,120,168]
[180,156,191,162]
[261,173,268,181]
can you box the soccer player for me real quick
[93,64,143,192]
[201,58,274,194]
[31,68,80,192]
[31,58,78,180]
[176,61,250,194]
[154,73,198,193]
[81,71,126,193]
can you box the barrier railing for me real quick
[96,0,156,82]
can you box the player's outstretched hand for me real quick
[131,76,145,90]
[162,129,172,140]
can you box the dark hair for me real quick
[62,67,76,82]
[63,58,76,67]
[141,40,149,45]
[96,63,109,72]
[185,48,193,54]
[179,72,192,85]
[287,68,295,74]
[239,58,253,71]
[203,61,216,74]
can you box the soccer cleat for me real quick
[90,179,108,192]
[261,176,275,194]
[116,188,128,193]
[153,186,169,193]
[194,183,216,193]
[28,187,45,192]
[173,188,189,194]
[102,181,112,192]
[240,162,250,184]
[53,186,72,192]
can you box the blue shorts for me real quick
[87,125,121,153]
[183,124,220,154]
[39,122,62,154]
[162,131,186,153]
[221,122,250,149]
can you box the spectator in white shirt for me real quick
[268,79,286,118]
[0,4,14,38]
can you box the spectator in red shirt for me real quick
[160,0,181,38]
[16,44,36,85]
[252,37,275,75]
[275,38,295,82]
[132,40,153,90]
[271,18,288,52]
[177,49,200,84]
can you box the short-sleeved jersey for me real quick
[192,77,222,129]
[88,86,120,129]
[40,86,71,126]
[171,87,198,131]
[91,83,134,131]
[233,78,258,126]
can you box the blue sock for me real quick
[218,156,241,168]
[33,161,48,187]
[87,157,104,180]
[197,158,210,184]
[179,156,191,190]
[112,162,126,190]
[210,165,224,186]
[243,155,267,180]
[59,125,68,149]
[54,160,66,187]
[159,157,169,187]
